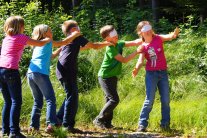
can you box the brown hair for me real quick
[136,21,155,41]
[100,25,114,39]
[4,16,25,36]
[32,24,49,40]
[62,20,78,36]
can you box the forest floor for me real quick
[0,126,184,138]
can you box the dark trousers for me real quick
[96,76,119,124]
[56,78,78,128]
[0,68,22,134]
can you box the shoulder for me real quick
[106,45,116,53]
[74,35,88,41]
[154,34,162,41]
[73,35,89,46]
[45,41,52,47]
[15,34,30,42]
[117,40,125,45]
[17,34,29,39]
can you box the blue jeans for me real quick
[139,70,170,128]
[56,78,78,128]
[27,72,57,129]
[0,67,22,134]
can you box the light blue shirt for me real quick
[28,42,52,75]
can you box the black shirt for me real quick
[56,35,89,80]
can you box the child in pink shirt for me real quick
[132,21,180,132]
[0,16,51,138]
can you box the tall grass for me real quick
[0,31,207,137]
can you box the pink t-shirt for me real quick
[0,34,29,69]
[143,35,167,71]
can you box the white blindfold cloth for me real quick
[109,29,118,37]
[141,24,152,32]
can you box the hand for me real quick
[71,31,81,37]
[103,41,115,46]
[173,27,180,38]
[132,68,138,77]
[136,45,144,53]
[134,38,142,45]
[42,37,52,43]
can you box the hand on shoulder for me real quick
[103,41,115,47]
[136,45,144,53]
[71,31,81,38]
[42,37,52,43]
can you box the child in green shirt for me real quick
[93,25,143,129]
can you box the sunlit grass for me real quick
[0,34,206,137]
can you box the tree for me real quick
[173,0,207,24]
[151,0,159,23]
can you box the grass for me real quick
[0,33,207,137]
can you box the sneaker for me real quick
[160,125,171,132]
[93,118,106,129]
[137,125,146,132]
[28,126,39,134]
[9,133,26,138]
[63,126,83,134]
[45,124,54,133]
[55,118,62,128]
[1,132,9,137]
[104,123,114,129]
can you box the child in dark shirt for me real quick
[56,20,112,133]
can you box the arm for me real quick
[114,45,144,63]
[51,47,62,59]
[159,27,180,42]
[125,38,142,47]
[132,53,145,77]
[80,41,113,51]
[26,37,51,47]
[53,31,81,47]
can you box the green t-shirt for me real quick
[98,40,125,78]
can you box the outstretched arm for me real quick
[26,37,51,47]
[114,45,144,63]
[132,53,145,77]
[125,38,142,47]
[159,27,180,42]
[80,41,113,51]
[53,31,81,47]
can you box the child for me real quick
[0,16,51,138]
[27,24,81,134]
[132,21,180,132]
[56,20,112,133]
[93,25,143,129]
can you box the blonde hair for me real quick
[100,25,114,39]
[62,20,78,36]
[4,16,25,36]
[32,24,49,40]
[136,21,155,41]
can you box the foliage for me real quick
[121,8,152,34]
[0,0,207,137]
[95,8,118,33]
[154,17,175,34]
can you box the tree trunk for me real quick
[152,0,159,23]
[54,0,60,9]
[46,0,53,12]
[41,0,45,13]
[139,0,145,8]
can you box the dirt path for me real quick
[0,126,182,138]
